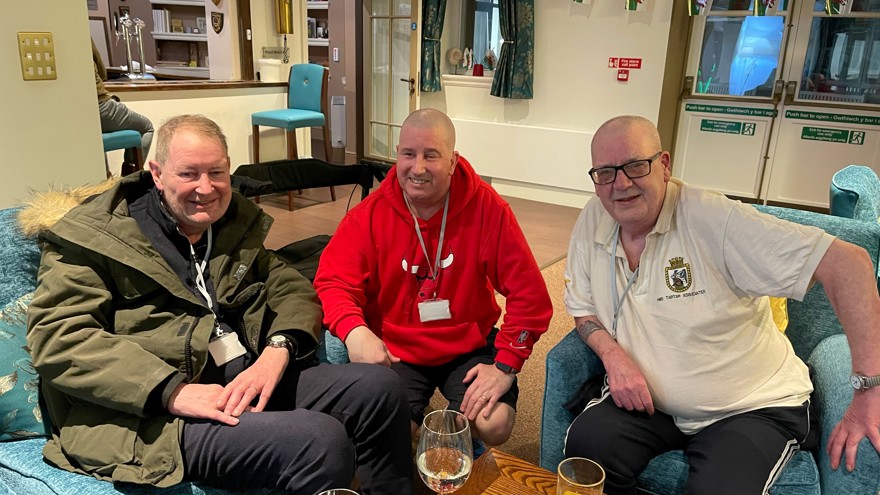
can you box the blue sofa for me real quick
[539,205,880,495]
[0,206,274,495]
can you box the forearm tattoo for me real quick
[576,319,607,344]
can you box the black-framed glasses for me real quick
[588,151,662,185]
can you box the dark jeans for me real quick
[182,362,413,495]
[564,392,812,495]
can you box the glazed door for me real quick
[673,0,880,209]
[363,0,421,163]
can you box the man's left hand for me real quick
[216,347,289,416]
[828,388,880,472]
[460,363,515,422]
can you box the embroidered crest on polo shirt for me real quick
[665,257,692,293]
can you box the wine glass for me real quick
[416,409,474,493]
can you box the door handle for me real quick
[770,79,786,105]
[783,80,798,105]
[680,76,694,99]
[400,77,415,96]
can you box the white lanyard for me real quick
[610,225,639,337]
[189,226,220,335]
[404,192,450,298]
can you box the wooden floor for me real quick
[259,183,583,269]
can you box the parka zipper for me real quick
[183,318,196,381]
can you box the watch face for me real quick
[851,374,863,390]
[269,335,289,346]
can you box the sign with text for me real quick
[608,57,642,69]
[801,127,865,145]
[786,110,880,126]
[686,103,777,118]
[700,119,746,135]
[619,58,642,69]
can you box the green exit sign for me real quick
[801,127,865,145]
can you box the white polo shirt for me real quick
[564,179,834,433]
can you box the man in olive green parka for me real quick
[26,114,413,494]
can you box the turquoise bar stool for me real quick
[251,63,334,210]
[102,130,143,177]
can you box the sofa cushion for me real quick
[638,449,820,495]
[0,438,274,495]
[0,292,49,441]
[0,208,41,309]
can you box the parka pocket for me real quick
[61,405,141,473]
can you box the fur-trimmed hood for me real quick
[17,178,118,237]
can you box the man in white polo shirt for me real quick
[562,115,880,494]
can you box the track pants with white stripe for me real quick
[564,391,812,495]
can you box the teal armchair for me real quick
[829,165,880,224]
[540,205,880,495]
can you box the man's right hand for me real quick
[168,383,240,426]
[344,325,400,367]
[604,345,655,415]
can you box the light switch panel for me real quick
[18,32,57,81]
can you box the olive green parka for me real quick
[25,173,322,486]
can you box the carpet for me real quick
[497,257,571,465]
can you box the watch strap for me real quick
[266,334,294,355]
[864,374,880,389]
[495,361,518,375]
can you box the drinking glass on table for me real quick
[317,489,358,495]
[416,409,474,493]
[557,457,605,495]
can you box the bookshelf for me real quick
[306,1,330,65]
[149,0,208,76]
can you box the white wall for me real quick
[422,0,675,207]
[0,1,105,209]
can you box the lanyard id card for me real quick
[208,332,247,366]
[418,298,451,322]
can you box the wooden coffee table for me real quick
[456,448,557,495]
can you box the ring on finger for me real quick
[480,394,488,401]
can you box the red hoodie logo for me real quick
[402,252,454,301]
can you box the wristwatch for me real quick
[266,334,293,355]
[850,372,880,391]
[495,362,519,375]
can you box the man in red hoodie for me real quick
[314,108,552,446]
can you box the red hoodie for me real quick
[314,156,552,370]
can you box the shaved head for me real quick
[401,108,456,152]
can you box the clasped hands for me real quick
[167,346,289,425]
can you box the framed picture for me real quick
[196,17,207,32]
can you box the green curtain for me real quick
[491,0,534,99]
[420,0,447,92]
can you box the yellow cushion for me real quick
[769,297,788,333]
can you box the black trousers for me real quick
[564,391,811,495]
[182,362,413,495]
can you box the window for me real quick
[463,0,503,68]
